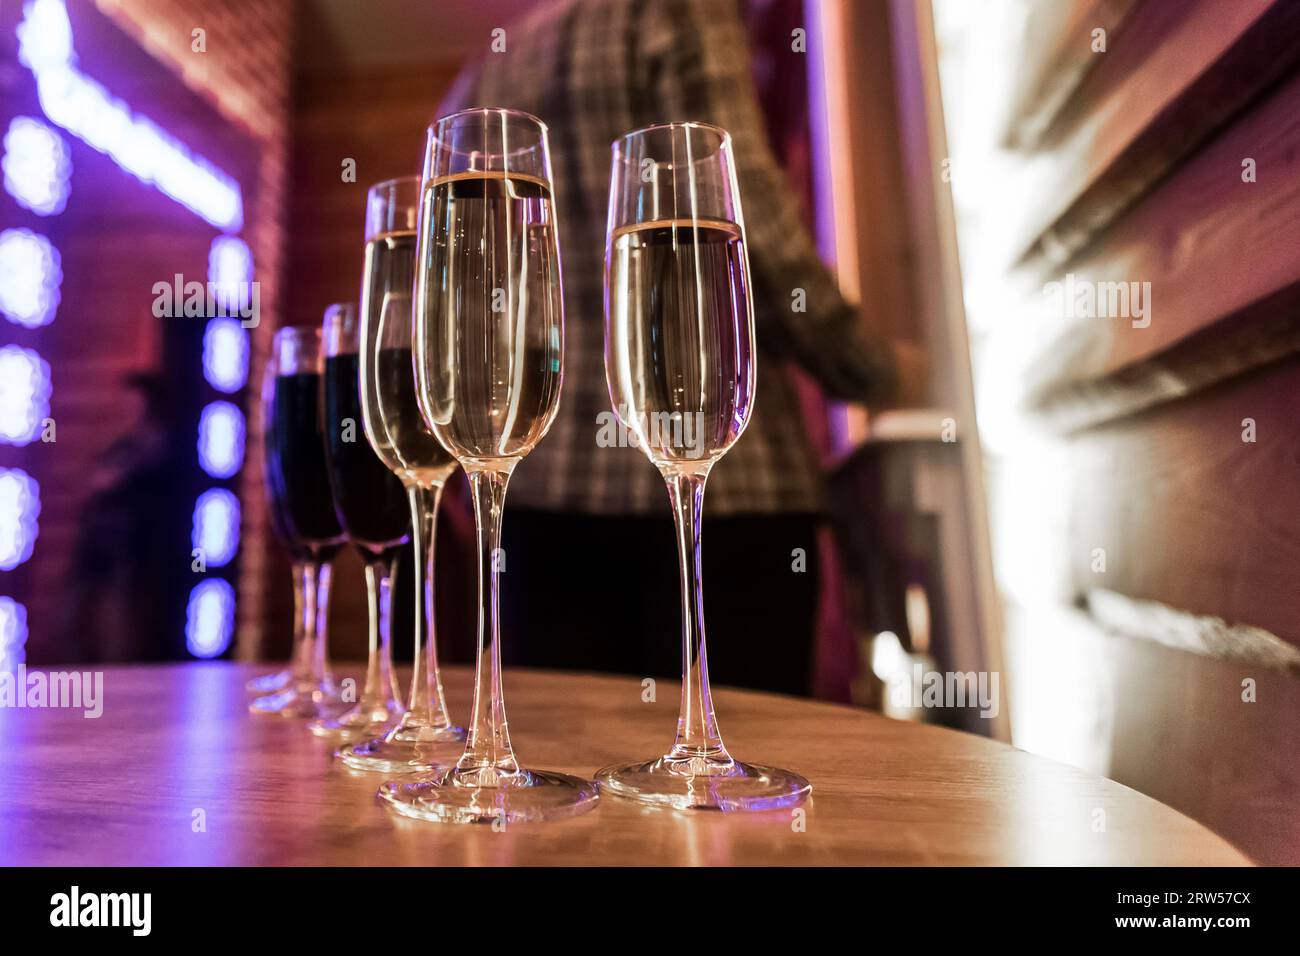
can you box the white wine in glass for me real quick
[338,176,466,774]
[598,121,811,811]
[379,107,598,824]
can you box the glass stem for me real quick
[406,481,453,727]
[287,560,310,684]
[455,466,520,781]
[309,559,334,687]
[358,555,401,710]
[664,469,730,763]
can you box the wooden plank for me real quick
[1004,65,1300,403]
[1063,357,1300,647]
[1029,283,1300,430]
[1088,587,1300,674]
[813,0,921,345]
[1001,0,1139,150]
[1012,0,1295,270]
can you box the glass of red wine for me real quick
[308,302,410,740]
[250,326,346,719]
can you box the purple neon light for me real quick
[16,0,244,231]
[3,116,71,216]
[208,236,253,310]
[192,488,240,567]
[185,578,235,658]
[0,345,52,446]
[0,596,29,671]
[0,228,62,328]
[202,317,249,394]
[0,468,40,571]
[197,401,245,479]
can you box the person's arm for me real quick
[642,0,899,403]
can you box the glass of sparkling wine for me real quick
[308,302,408,740]
[380,107,599,823]
[337,177,466,772]
[596,121,811,810]
[250,327,346,719]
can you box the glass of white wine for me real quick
[379,107,598,823]
[337,177,466,773]
[597,121,811,811]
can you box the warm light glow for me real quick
[0,345,52,446]
[870,630,908,683]
[0,228,62,328]
[2,116,71,215]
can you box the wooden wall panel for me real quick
[933,0,1300,863]
[1011,0,1297,270]
[1065,359,1300,648]
[1021,67,1300,400]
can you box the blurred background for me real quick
[1,0,1297,862]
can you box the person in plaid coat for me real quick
[438,0,899,694]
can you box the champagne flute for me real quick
[251,327,346,719]
[247,347,305,697]
[308,303,408,739]
[380,107,598,823]
[337,177,466,772]
[596,122,811,810]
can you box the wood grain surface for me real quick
[0,664,1249,866]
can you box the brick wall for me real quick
[278,56,471,663]
[95,0,293,659]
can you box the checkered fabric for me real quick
[438,0,895,515]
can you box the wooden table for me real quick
[0,663,1249,865]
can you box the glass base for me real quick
[336,715,466,774]
[378,766,600,825]
[595,754,811,812]
[245,669,291,695]
[308,697,402,740]
[249,682,341,720]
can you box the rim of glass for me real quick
[272,323,324,372]
[323,302,356,319]
[367,174,420,193]
[273,323,322,341]
[430,106,549,136]
[612,120,731,150]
